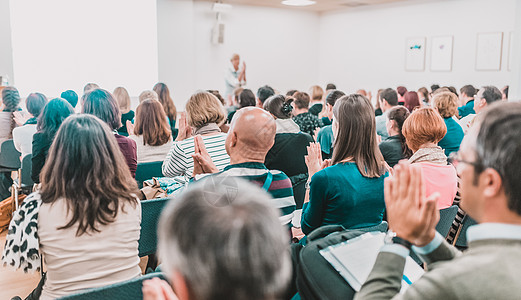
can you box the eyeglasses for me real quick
[448,152,481,170]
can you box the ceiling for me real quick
[195,0,420,13]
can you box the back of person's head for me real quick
[113,87,131,114]
[431,84,440,93]
[474,102,521,215]
[309,85,324,101]
[433,91,459,118]
[135,99,171,146]
[238,89,256,108]
[404,91,421,112]
[293,92,310,110]
[325,90,346,107]
[257,85,275,104]
[380,88,398,106]
[154,83,178,121]
[432,87,450,96]
[397,86,407,97]
[387,106,412,158]
[357,89,368,97]
[286,89,298,97]
[417,87,429,101]
[326,83,336,90]
[139,90,159,103]
[229,107,276,155]
[40,114,138,236]
[402,107,446,152]
[186,91,225,128]
[233,87,244,104]
[446,86,458,96]
[26,93,48,118]
[480,86,502,104]
[81,89,122,130]
[1,86,21,111]
[158,177,291,300]
[263,95,293,119]
[207,90,225,106]
[501,85,509,99]
[332,94,385,178]
[460,85,476,98]
[83,83,99,94]
[37,98,75,138]
[60,90,78,108]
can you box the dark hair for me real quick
[37,98,75,138]
[502,86,509,99]
[431,84,440,93]
[26,93,47,118]
[81,89,122,130]
[257,85,275,104]
[154,83,178,122]
[40,114,139,236]
[444,86,458,96]
[480,86,502,105]
[263,95,293,119]
[387,106,412,158]
[239,89,257,108]
[207,90,225,105]
[397,86,407,97]
[325,90,345,107]
[135,99,172,146]
[286,90,298,97]
[418,87,429,102]
[326,83,336,90]
[460,85,476,98]
[475,102,521,215]
[61,90,78,108]
[293,92,310,110]
[332,94,386,178]
[1,86,20,139]
[404,91,421,112]
[380,88,398,106]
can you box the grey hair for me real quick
[158,176,292,300]
[479,86,502,104]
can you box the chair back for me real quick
[455,215,477,248]
[21,154,33,187]
[435,205,459,238]
[59,272,166,299]
[0,140,21,170]
[139,197,171,257]
[136,161,164,188]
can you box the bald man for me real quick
[193,107,296,226]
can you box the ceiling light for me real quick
[281,0,316,7]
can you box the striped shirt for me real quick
[162,133,230,179]
[219,162,296,226]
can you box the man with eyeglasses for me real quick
[459,85,502,134]
[355,101,521,299]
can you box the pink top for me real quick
[417,162,457,209]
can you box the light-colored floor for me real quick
[0,231,42,300]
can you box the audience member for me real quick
[82,89,137,178]
[457,84,476,118]
[403,91,421,112]
[256,85,275,107]
[396,86,407,105]
[60,90,78,108]
[13,93,47,158]
[301,94,388,235]
[0,86,21,145]
[292,92,322,136]
[128,99,173,163]
[32,98,74,184]
[227,89,256,123]
[379,106,411,167]
[142,177,291,300]
[356,102,521,299]
[162,91,230,179]
[316,90,345,159]
[325,83,336,91]
[417,87,430,106]
[374,89,384,116]
[459,86,502,133]
[264,95,314,215]
[154,83,178,139]
[402,108,457,209]
[375,88,398,138]
[446,86,458,95]
[113,87,134,136]
[430,84,440,94]
[139,90,159,103]
[286,89,298,97]
[433,92,464,156]
[308,85,324,116]
[225,87,243,116]
[501,85,509,100]
[83,83,99,95]
[3,114,141,300]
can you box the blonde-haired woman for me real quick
[308,85,324,116]
[162,91,230,179]
[432,91,464,156]
[113,87,134,136]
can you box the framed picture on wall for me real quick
[475,32,503,71]
[405,37,426,71]
[431,36,453,71]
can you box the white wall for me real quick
[318,0,516,95]
[0,0,14,84]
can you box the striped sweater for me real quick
[162,133,230,179]
[218,162,296,226]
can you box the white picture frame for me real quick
[430,35,453,71]
[475,32,503,71]
[405,37,426,71]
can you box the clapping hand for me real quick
[13,111,30,126]
[192,135,219,177]
[305,142,330,179]
[176,112,192,141]
[126,120,135,136]
[385,161,440,247]
[142,278,178,300]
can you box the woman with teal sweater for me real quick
[433,91,464,157]
[301,94,388,235]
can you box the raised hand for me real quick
[13,111,29,126]
[385,161,440,247]
[176,112,192,141]
[126,120,135,136]
[305,142,326,179]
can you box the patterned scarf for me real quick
[193,123,221,136]
[409,146,448,164]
